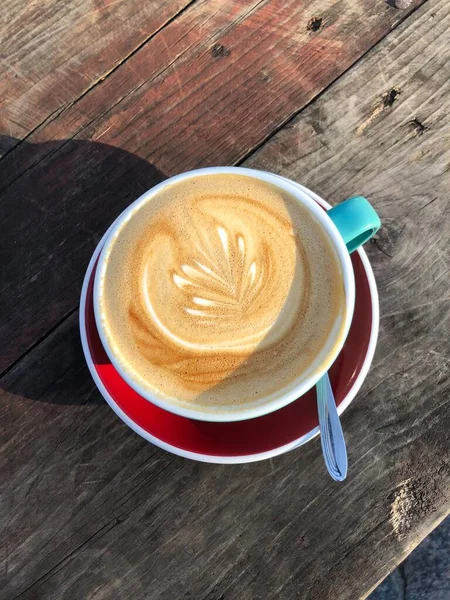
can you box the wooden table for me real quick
[1,1,449,598]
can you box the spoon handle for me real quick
[316,373,348,481]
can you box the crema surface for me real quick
[97,174,346,412]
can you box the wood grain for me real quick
[244,0,450,592]
[1,0,450,599]
[0,0,193,156]
[0,0,424,191]
[0,139,166,375]
[1,313,448,600]
[0,0,425,372]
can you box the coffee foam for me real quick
[97,174,346,411]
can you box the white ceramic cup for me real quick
[94,167,380,422]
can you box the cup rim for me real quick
[93,167,355,422]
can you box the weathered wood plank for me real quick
[243,0,450,594]
[0,0,425,372]
[0,0,424,191]
[1,1,449,599]
[0,141,166,374]
[0,0,193,156]
[1,312,448,599]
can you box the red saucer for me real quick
[80,241,377,462]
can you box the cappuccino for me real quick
[96,173,346,413]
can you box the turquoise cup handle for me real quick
[327,196,381,253]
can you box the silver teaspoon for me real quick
[316,373,348,481]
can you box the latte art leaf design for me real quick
[172,225,265,319]
[101,173,346,405]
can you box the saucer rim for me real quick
[79,185,379,464]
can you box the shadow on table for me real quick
[0,134,166,405]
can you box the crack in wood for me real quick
[0,305,79,380]
[0,0,433,378]
[419,197,438,210]
[2,4,448,598]
[372,238,394,258]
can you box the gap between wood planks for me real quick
[2,2,449,596]
[0,0,272,197]
[0,0,428,380]
[0,0,199,165]
[0,0,424,197]
[234,1,428,166]
[8,457,180,600]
